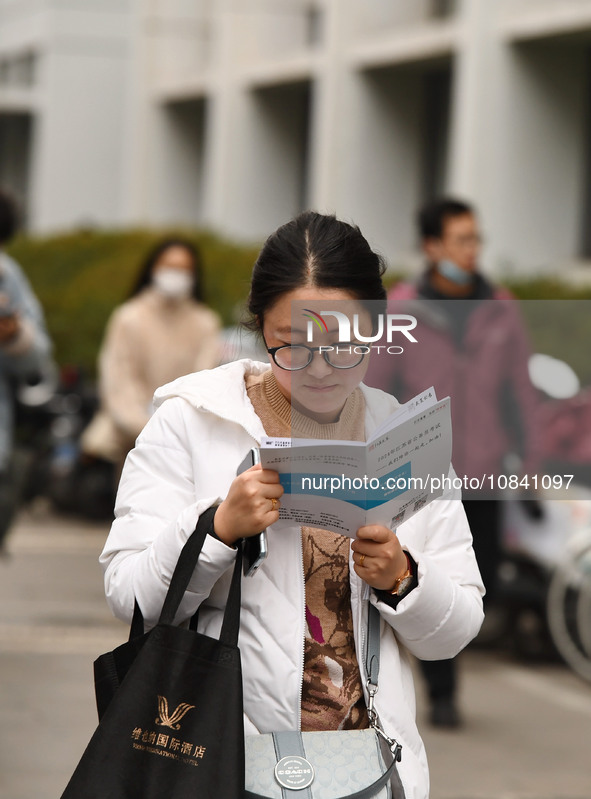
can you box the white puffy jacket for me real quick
[101,359,485,799]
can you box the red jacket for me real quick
[365,274,541,482]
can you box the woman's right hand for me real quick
[213,464,284,546]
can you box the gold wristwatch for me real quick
[389,553,414,597]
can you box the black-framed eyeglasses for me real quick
[265,341,369,371]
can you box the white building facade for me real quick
[0,0,133,232]
[3,0,591,275]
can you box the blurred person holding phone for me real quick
[0,189,52,550]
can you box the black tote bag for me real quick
[61,507,245,799]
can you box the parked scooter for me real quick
[15,365,116,520]
[480,355,591,672]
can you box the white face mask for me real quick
[152,268,195,300]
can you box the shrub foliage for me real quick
[7,229,591,385]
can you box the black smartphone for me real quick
[236,448,268,577]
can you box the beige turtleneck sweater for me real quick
[246,370,369,731]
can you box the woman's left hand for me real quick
[351,525,408,591]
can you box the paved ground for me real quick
[0,507,590,799]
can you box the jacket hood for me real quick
[154,358,269,414]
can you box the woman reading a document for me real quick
[100,211,484,799]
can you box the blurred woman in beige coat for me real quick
[82,238,222,469]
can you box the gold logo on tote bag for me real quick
[155,696,195,730]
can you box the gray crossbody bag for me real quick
[244,603,406,799]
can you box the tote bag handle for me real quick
[130,506,243,649]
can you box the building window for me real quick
[0,52,37,88]
[14,53,37,87]
[421,68,452,203]
[0,60,9,86]
[305,5,323,47]
[428,0,457,19]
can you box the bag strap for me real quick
[158,506,217,625]
[130,506,243,649]
[365,602,381,689]
[129,599,145,640]
[365,602,403,764]
[245,729,399,799]
[244,759,397,799]
[218,538,244,647]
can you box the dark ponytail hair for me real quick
[247,211,387,332]
[128,237,204,302]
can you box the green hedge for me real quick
[7,228,260,375]
[503,276,591,301]
[504,278,591,387]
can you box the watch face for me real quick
[396,575,413,597]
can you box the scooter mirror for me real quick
[528,353,580,400]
